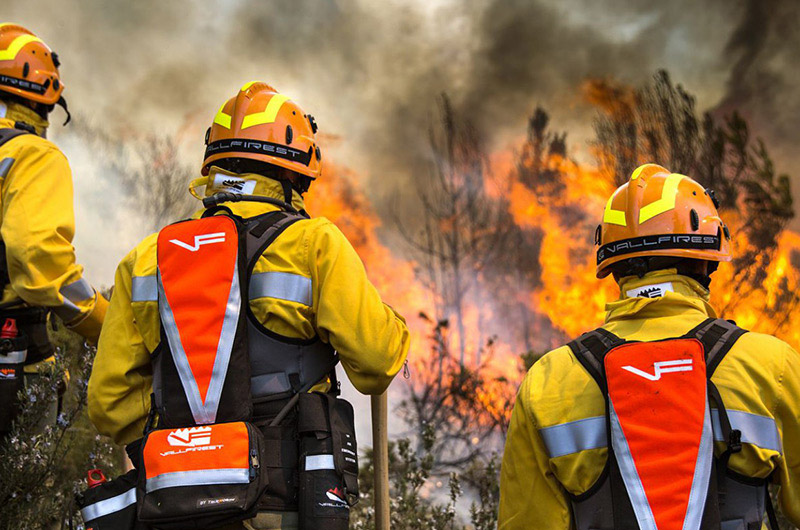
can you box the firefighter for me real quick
[0,23,108,433]
[88,82,411,529]
[499,164,800,529]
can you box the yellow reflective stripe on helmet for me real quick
[0,34,43,61]
[213,102,232,129]
[630,165,648,181]
[603,191,627,227]
[240,81,256,92]
[639,173,686,224]
[241,94,290,130]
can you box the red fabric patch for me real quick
[157,216,239,403]
[605,339,707,530]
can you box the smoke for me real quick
[4,0,800,275]
[715,0,800,197]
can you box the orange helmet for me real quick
[596,163,732,278]
[0,23,64,105]
[202,82,321,180]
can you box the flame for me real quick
[301,137,800,428]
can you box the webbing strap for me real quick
[568,328,625,394]
[245,211,303,271]
[688,318,748,376]
[0,127,31,292]
[0,126,29,149]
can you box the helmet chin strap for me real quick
[280,179,293,204]
[56,95,71,125]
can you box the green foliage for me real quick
[351,423,500,530]
[0,324,124,529]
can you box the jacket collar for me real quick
[191,165,307,219]
[0,99,49,136]
[605,270,717,324]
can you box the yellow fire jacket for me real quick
[0,101,107,346]
[88,170,411,445]
[499,270,800,529]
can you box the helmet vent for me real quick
[706,188,720,208]
[53,78,59,90]
[594,224,602,245]
[52,52,61,68]
[690,209,700,231]
[723,225,731,240]
[315,146,321,161]
[22,62,29,78]
[286,125,293,144]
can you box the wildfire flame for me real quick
[305,139,800,424]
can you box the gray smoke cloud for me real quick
[4,0,800,273]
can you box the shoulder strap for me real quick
[0,125,31,148]
[245,210,304,270]
[684,318,748,376]
[568,327,625,394]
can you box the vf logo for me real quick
[167,427,212,447]
[621,359,693,381]
[169,232,226,252]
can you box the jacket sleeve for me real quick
[775,340,800,525]
[309,220,410,395]
[499,371,571,530]
[87,249,152,445]
[0,140,106,341]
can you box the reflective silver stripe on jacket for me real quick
[540,416,606,458]
[60,278,95,303]
[80,487,136,522]
[0,349,26,364]
[157,255,241,425]
[712,409,782,453]
[145,468,250,493]
[0,158,14,178]
[305,454,336,471]
[52,299,83,322]
[540,409,781,458]
[249,272,312,306]
[131,275,158,302]
[135,271,313,306]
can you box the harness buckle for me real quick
[729,429,742,454]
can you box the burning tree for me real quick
[394,94,516,366]
[587,69,799,340]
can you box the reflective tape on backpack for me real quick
[606,339,713,530]
[80,487,136,522]
[145,468,250,493]
[158,260,241,424]
[0,349,26,364]
[540,416,606,458]
[305,454,335,471]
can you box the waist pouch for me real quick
[0,306,52,364]
[297,392,359,530]
[138,421,268,529]
[77,469,145,530]
[0,333,26,435]
[257,418,300,511]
